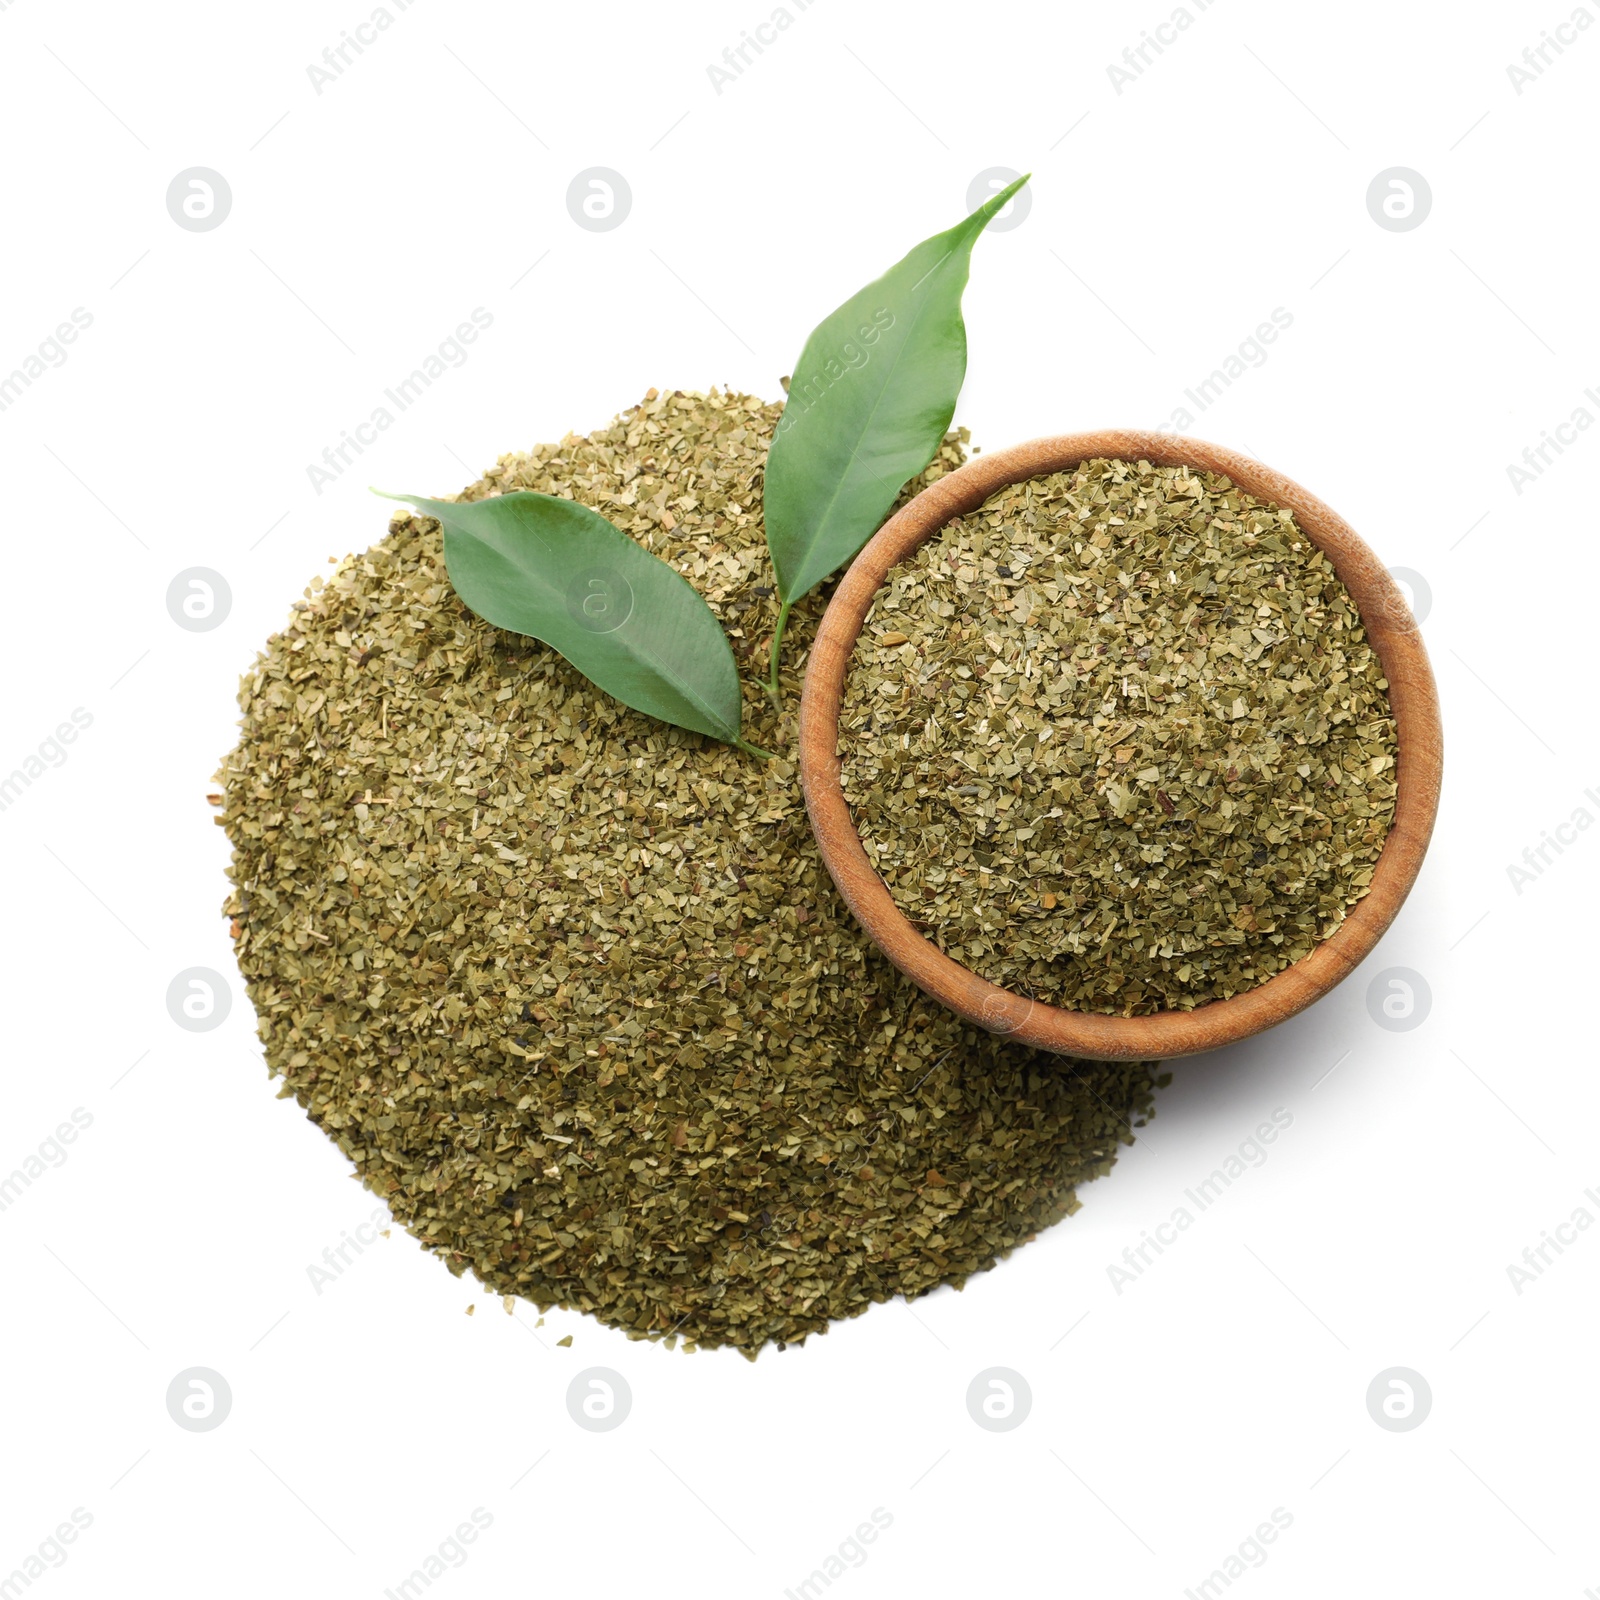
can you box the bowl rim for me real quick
[796,430,1443,1061]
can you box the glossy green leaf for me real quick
[763,174,1029,608]
[376,489,749,748]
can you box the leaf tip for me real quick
[987,172,1030,210]
[965,172,1032,232]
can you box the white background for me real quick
[2,0,1596,1595]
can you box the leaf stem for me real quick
[766,599,794,704]
[736,738,777,761]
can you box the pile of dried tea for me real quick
[218,392,1165,1355]
[838,459,1398,1015]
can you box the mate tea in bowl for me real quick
[797,432,1442,1061]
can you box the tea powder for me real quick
[217,392,1166,1355]
[838,458,1398,1015]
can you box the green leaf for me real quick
[376,489,748,748]
[763,173,1029,607]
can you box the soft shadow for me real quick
[1146,989,1358,1131]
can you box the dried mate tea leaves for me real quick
[838,458,1399,1016]
[374,488,766,756]
[218,390,1164,1357]
[762,175,1030,695]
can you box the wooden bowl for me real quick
[797,431,1443,1061]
